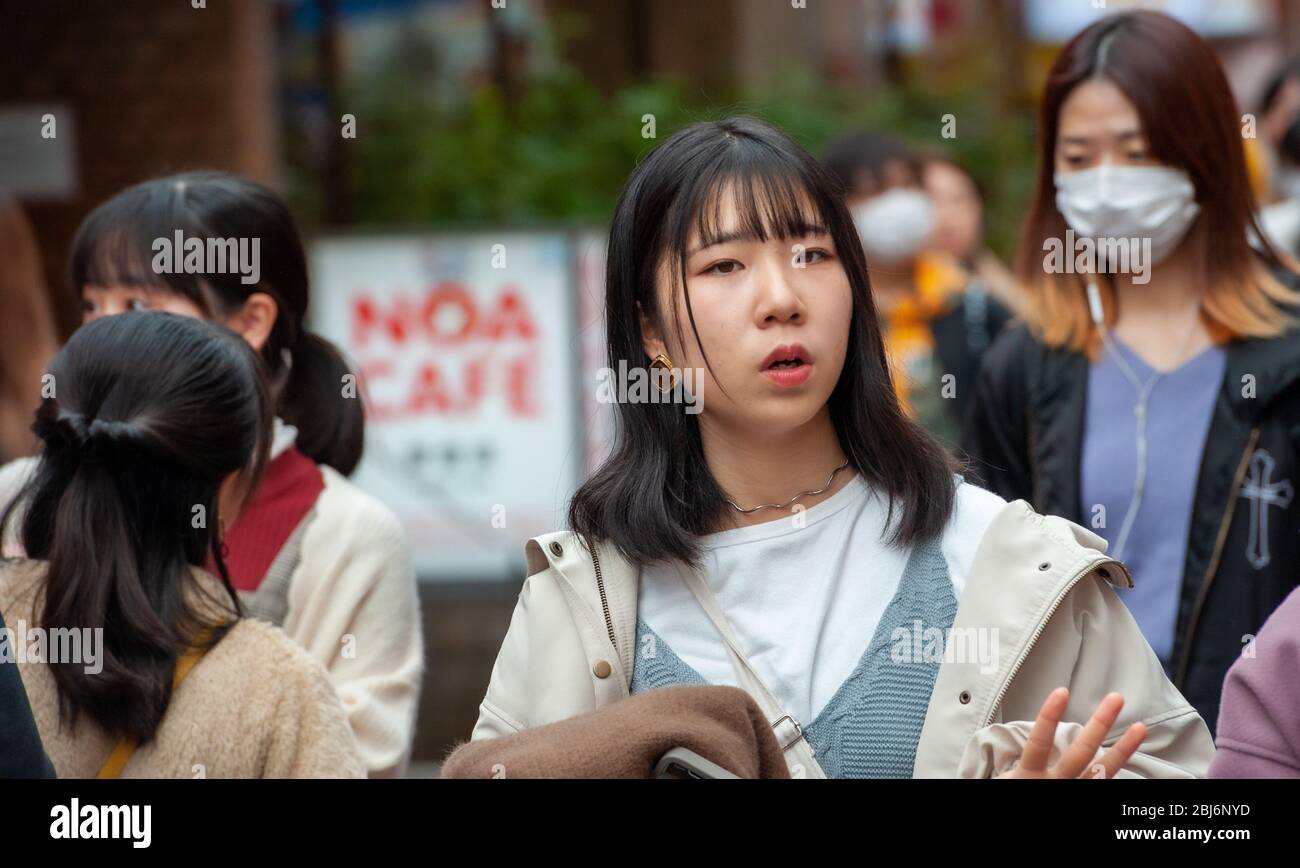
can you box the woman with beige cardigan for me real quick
[0,312,364,778]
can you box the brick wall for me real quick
[0,0,276,336]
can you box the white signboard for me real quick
[311,233,584,580]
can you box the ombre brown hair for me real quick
[1018,10,1300,356]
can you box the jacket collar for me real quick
[526,532,638,682]
[1034,317,1300,423]
[1222,322,1300,421]
[1022,319,1300,519]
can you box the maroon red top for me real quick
[209,447,325,592]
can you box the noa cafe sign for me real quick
[310,233,584,580]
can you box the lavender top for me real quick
[1080,337,1226,666]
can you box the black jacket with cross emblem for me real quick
[961,317,1300,738]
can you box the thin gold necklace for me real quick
[723,459,852,514]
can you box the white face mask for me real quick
[852,189,935,264]
[1054,164,1200,266]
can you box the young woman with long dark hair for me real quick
[0,172,422,776]
[0,312,363,777]
[468,116,1214,778]
[963,10,1300,737]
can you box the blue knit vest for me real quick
[630,538,956,778]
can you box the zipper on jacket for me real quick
[983,556,1123,727]
[1172,426,1258,690]
[589,545,619,654]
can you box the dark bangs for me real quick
[69,178,223,315]
[654,148,841,379]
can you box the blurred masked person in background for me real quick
[823,133,1010,448]
[921,152,1025,315]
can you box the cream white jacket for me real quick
[471,499,1216,778]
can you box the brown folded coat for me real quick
[442,685,791,779]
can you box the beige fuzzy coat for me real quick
[0,558,365,778]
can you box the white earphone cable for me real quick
[1085,280,1202,561]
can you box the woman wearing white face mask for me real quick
[823,132,1011,448]
[964,10,1300,739]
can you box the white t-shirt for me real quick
[637,474,1006,726]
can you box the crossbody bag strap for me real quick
[673,563,827,779]
[96,633,214,779]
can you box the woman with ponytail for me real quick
[0,312,363,777]
[0,172,422,777]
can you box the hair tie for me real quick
[60,412,104,463]
[36,409,138,465]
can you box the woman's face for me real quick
[1055,78,1156,173]
[643,187,854,440]
[82,284,277,351]
[923,161,982,260]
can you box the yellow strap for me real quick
[95,636,211,779]
[95,735,137,779]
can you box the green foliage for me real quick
[294,52,1037,258]
[328,62,690,229]
[718,64,1038,257]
